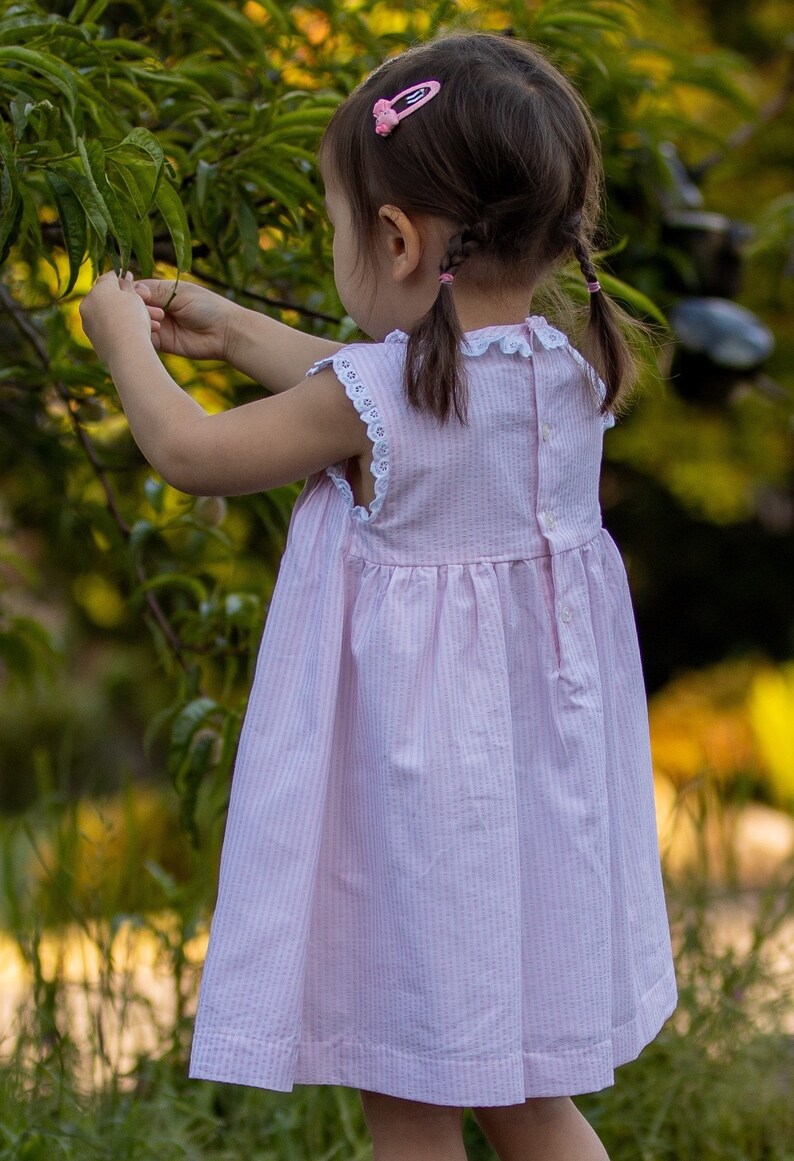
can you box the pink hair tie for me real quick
[587,280,601,294]
[438,272,455,284]
[373,80,441,137]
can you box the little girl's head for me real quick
[319,32,635,423]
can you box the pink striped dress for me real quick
[189,316,677,1106]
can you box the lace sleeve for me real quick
[307,352,390,522]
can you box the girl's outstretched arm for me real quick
[81,272,368,496]
[134,278,345,394]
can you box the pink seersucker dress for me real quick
[189,316,677,1107]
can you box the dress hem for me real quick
[189,965,677,1107]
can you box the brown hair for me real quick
[319,32,637,424]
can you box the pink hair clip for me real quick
[372,80,441,137]
[587,280,601,294]
[438,272,455,284]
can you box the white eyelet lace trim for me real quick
[384,315,561,357]
[384,317,614,427]
[527,316,568,350]
[462,331,534,358]
[306,354,389,521]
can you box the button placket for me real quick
[534,349,560,545]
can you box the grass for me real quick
[0,784,793,1161]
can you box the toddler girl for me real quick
[81,31,677,1161]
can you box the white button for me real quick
[561,606,572,623]
[541,423,552,441]
[545,510,556,529]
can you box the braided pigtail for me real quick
[404,226,484,424]
[568,231,635,415]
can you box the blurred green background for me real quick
[0,0,792,1158]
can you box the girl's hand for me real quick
[132,279,238,362]
[80,271,156,365]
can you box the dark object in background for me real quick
[668,297,776,404]
[657,142,776,405]
[663,210,753,299]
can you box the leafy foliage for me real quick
[0,0,792,838]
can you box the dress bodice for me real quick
[308,316,614,566]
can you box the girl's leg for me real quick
[359,1089,468,1161]
[472,1096,609,1161]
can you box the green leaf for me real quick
[136,572,207,603]
[0,118,16,180]
[169,696,219,758]
[128,210,154,277]
[16,182,43,259]
[265,107,336,132]
[105,186,133,272]
[195,158,218,212]
[9,92,33,137]
[236,197,261,273]
[176,730,215,845]
[598,273,669,327]
[0,16,90,46]
[76,137,113,223]
[68,0,111,25]
[154,179,192,271]
[218,708,242,773]
[45,171,87,296]
[533,10,625,31]
[106,134,165,229]
[142,702,179,759]
[0,46,77,112]
[0,120,21,264]
[119,128,164,178]
[128,518,154,557]
[143,476,166,514]
[106,155,156,219]
[50,162,108,243]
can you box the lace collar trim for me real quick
[383,315,568,359]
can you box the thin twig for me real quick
[0,282,188,667]
[0,283,49,363]
[195,269,342,325]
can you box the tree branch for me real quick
[194,270,342,326]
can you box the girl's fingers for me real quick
[134,278,177,306]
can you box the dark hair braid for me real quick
[569,233,598,286]
[404,223,485,424]
[440,225,485,277]
[564,225,631,416]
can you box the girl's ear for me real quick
[377,204,423,282]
